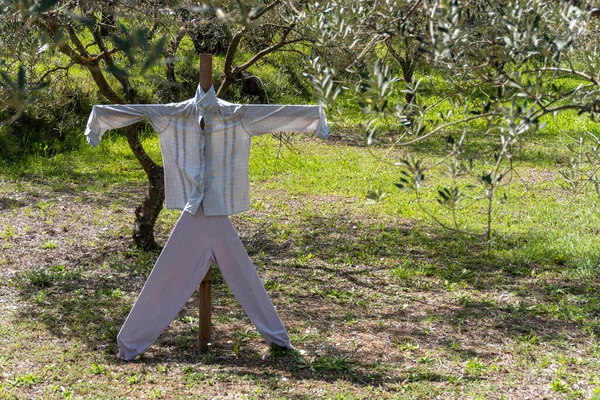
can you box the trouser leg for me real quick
[212,218,293,349]
[117,210,213,361]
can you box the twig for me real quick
[35,62,74,85]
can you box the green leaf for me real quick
[366,189,388,203]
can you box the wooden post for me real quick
[199,54,213,92]
[198,54,212,354]
[199,267,211,353]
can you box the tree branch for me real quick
[233,38,305,75]
[224,31,244,78]
[521,67,598,85]
[35,62,74,85]
[90,22,136,102]
[89,48,120,63]
[345,0,425,70]
[65,24,90,58]
[38,16,124,103]
[385,38,407,67]
[218,29,245,97]
[250,0,282,21]
[538,99,600,116]
[231,21,301,75]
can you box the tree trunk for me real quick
[400,57,416,104]
[40,16,165,251]
[163,31,184,103]
[217,76,235,98]
[385,39,419,104]
[164,56,180,102]
[217,31,244,98]
[124,126,165,250]
[133,168,164,251]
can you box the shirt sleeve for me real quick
[239,104,330,140]
[84,104,165,146]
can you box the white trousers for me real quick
[117,206,292,361]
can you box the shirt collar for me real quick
[194,84,217,112]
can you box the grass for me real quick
[1,124,600,398]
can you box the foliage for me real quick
[306,0,600,248]
[4,0,600,251]
[1,0,324,250]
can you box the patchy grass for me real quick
[1,131,600,399]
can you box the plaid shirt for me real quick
[85,85,329,216]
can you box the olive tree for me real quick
[306,0,600,249]
[1,0,317,250]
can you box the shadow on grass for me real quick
[241,212,600,338]
[1,146,149,209]
[10,204,600,388]
[12,244,159,355]
[1,171,146,209]
[0,197,27,210]
[118,341,479,390]
[329,125,570,167]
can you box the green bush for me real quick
[0,80,92,161]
